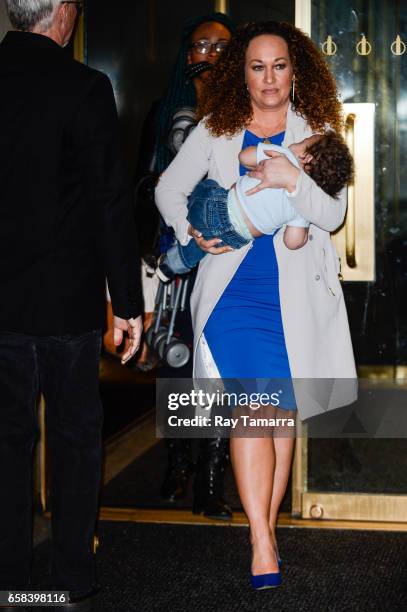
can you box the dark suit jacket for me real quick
[0,31,142,335]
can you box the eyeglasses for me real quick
[62,1,83,17]
[189,40,229,55]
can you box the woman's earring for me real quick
[291,76,295,102]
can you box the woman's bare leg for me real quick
[268,436,295,556]
[230,436,279,574]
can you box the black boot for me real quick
[193,438,232,520]
[161,438,194,501]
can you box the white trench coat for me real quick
[156,106,358,419]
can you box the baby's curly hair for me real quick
[304,132,354,198]
[197,21,343,137]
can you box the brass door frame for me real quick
[73,12,85,63]
[293,0,407,524]
[296,0,311,35]
[214,0,229,14]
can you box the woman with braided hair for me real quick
[152,12,235,252]
[153,15,233,175]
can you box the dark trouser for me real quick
[0,330,103,596]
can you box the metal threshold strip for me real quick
[97,507,407,532]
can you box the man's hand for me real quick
[246,152,300,196]
[189,225,233,255]
[113,315,143,365]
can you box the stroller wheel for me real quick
[157,334,170,359]
[147,325,166,347]
[152,328,168,351]
[145,326,155,346]
[165,340,190,368]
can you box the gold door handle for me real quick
[333,103,375,281]
[345,113,356,268]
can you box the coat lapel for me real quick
[283,105,313,146]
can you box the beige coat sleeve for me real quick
[155,120,212,246]
[287,170,347,232]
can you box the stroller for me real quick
[145,275,191,369]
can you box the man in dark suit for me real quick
[0,1,143,609]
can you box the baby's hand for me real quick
[289,140,313,168]
[288,140,308,159]
[289,134,322,166]
[239,146,258,169]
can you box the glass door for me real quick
[293,0,407,522]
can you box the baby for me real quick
[157,131,353,282]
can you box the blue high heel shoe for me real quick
[251,570,281,590]
[250,533,282,589]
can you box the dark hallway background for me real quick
[85,0,295,171]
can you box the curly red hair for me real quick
[197,21,343,137]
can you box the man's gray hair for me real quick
[6,0,61,33]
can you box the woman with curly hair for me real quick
[156,21,357,589]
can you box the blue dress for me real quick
[203,130,296,410]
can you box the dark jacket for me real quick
[0,31,142,335]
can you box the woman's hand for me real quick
[188,224,233,255]
[245,152,300,195]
